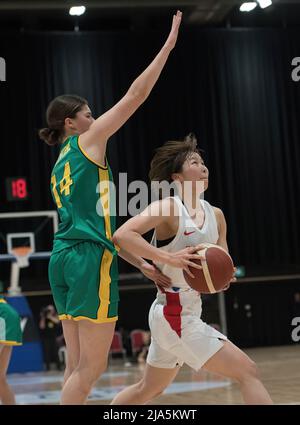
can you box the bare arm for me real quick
[113,201,170,263]
[118,247,171,288]
[118,248,146,270]
[214,207,236,283]
[214,207,229,252]
[112,199,203,277]
[79,11,182,165]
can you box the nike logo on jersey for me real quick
[184,230,196,236]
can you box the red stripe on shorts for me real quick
[163,292,182,338]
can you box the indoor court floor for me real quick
[8,345,300,405]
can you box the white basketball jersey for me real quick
[152,196,219,291]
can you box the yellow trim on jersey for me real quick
[77,136,108,170]
[58,314,118,324]
[0,299,7,304]
[0,340,22,346]
[98,168,112,240]
[97,248,114,320]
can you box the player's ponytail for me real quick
[39,94,87,146]
[38,127,61,146]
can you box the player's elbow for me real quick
[112,229,125,247]
[111,232,119,246]
[128,85,148,104]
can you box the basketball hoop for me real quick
[11,246,33,268]
[4,230,38,296]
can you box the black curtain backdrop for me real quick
[0,27,300,276]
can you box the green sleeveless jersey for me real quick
[50,135,118,255]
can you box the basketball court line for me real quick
[13,380,231,405]
[7,370,131,386]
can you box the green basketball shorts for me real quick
[0,300,23,346]
[49,241,119,323]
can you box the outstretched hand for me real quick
[165,10,182,51]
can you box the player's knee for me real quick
[65,359,77,374]
[75,373,93,395]
[63,365,74,382]
[74,369,96,395]
[77,360,107,392]
[95,358,108,376]
[65,351,79,373]
[236,359,260,383]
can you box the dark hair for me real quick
[39,94,88,146]
[149,133,201,183]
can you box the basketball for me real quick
[183,243,234,294]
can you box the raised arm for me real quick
[79,11,182,165]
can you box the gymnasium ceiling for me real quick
[0,0,300,30]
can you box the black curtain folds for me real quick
[0,28,299,274]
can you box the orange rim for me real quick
[11,247,32,257]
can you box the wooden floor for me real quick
[8,345,300,405]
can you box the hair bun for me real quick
[38,127,60,146]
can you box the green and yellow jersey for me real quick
[50,135,118,256]
[0,297,23,345]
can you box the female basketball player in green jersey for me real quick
[39,11,200,405]
[0,296,22,404]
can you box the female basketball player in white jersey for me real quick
[111,134,273,405]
